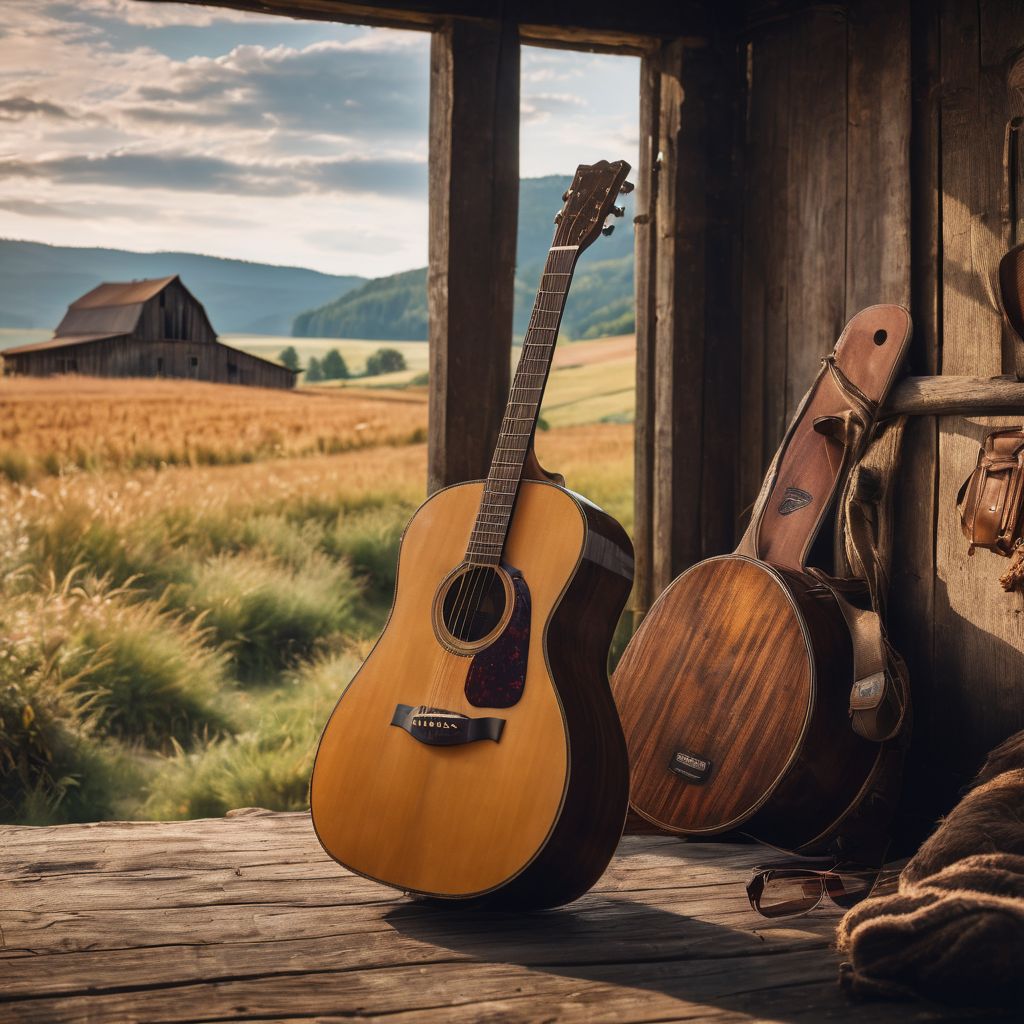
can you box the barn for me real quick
[0,275,297,389]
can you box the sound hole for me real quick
[441,566,508,643]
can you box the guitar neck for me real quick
[465,245,580,566]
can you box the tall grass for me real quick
[0,607,117,824]
[63,590,233,748]
[141,653,356,820]
[173,553,358,681]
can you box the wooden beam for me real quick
[884,374,1024,416]
[631,55,659,621]
[427,17,518,493]
[160,0,712,48]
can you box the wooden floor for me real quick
[0,810,983,1023]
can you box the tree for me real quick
[365,347,407,376]
[322,348,349,380]
[305,356,324,383]
[278,345,300,371]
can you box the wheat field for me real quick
[0,376,428,479]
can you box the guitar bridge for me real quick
[390,704,505,746]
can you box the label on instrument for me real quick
[778,486,813,515]
[669,750,712,784]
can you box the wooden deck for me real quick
[0,809,980,1023]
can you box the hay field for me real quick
[0,335,634,826]
[0,376,427,480]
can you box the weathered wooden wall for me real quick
[7,338,295,389]
[738,0,1024,829]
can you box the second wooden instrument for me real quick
[612,306,913,853]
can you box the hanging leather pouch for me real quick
[958,428,1024,590]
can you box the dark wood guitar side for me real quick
[613,306,912,854]
[311,162,635,908]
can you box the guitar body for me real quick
[613,306,913,854]
[311,479,633,908]
[614,554,882,851]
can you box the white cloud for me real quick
[76,0,279,28]
[0,4,639,276]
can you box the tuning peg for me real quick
[562,188,572,201]
[553,211,563,225]
[619,180,635,194]
[611,205,625,218]
[601,224,615,237]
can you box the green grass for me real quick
[62,591,233,748]
[0,606,118,824]
[141,653,356,820]
[172,553,359,681]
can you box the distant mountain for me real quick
[292,174,636,341]
[0,240,365,335]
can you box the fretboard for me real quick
[465,245,579,565]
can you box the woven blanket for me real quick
[836,732,1024,1009]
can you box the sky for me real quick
[0,0,639,277]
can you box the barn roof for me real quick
[55,275,181,338]
[0,332,127,356]
[69,276,179,310]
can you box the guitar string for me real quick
[429,171,620,709]
[444,248,574,663]
[425,262,567,710]
[432,220,597,709]
[429,243,578,710]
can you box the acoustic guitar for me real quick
[612,306,912,854]
[311,161,635,909]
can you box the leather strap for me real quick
[832,417,911,741]
[737,305,913,572]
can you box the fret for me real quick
[463,233,580,564]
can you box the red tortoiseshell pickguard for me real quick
[465,569,530,708]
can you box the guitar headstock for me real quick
[552,159,633,252]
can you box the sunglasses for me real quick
[746,857,899,919]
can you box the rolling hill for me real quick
[292,174,636,341]
[2,175,635,342]
[0,240,364,335]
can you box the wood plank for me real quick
[784,8,848,422]
[164,0,713,48]
[930,0,1024,817]
[427,17,518,492]
[845,0,911,316]
[651,38,699,592]
[649,38,742,592]
[0,813,979,1024]
[738,24,791,528]
[699,44,743,557]
[631,53,660,621]
[887,0,941,846]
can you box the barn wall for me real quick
[9,338,294,389]
[134,280,216,344]
[738,0,1024,831]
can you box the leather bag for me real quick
[958,427,1024,590]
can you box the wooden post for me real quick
[632,54,660,621]
[427,17,519,494]
[634,37,741,612]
